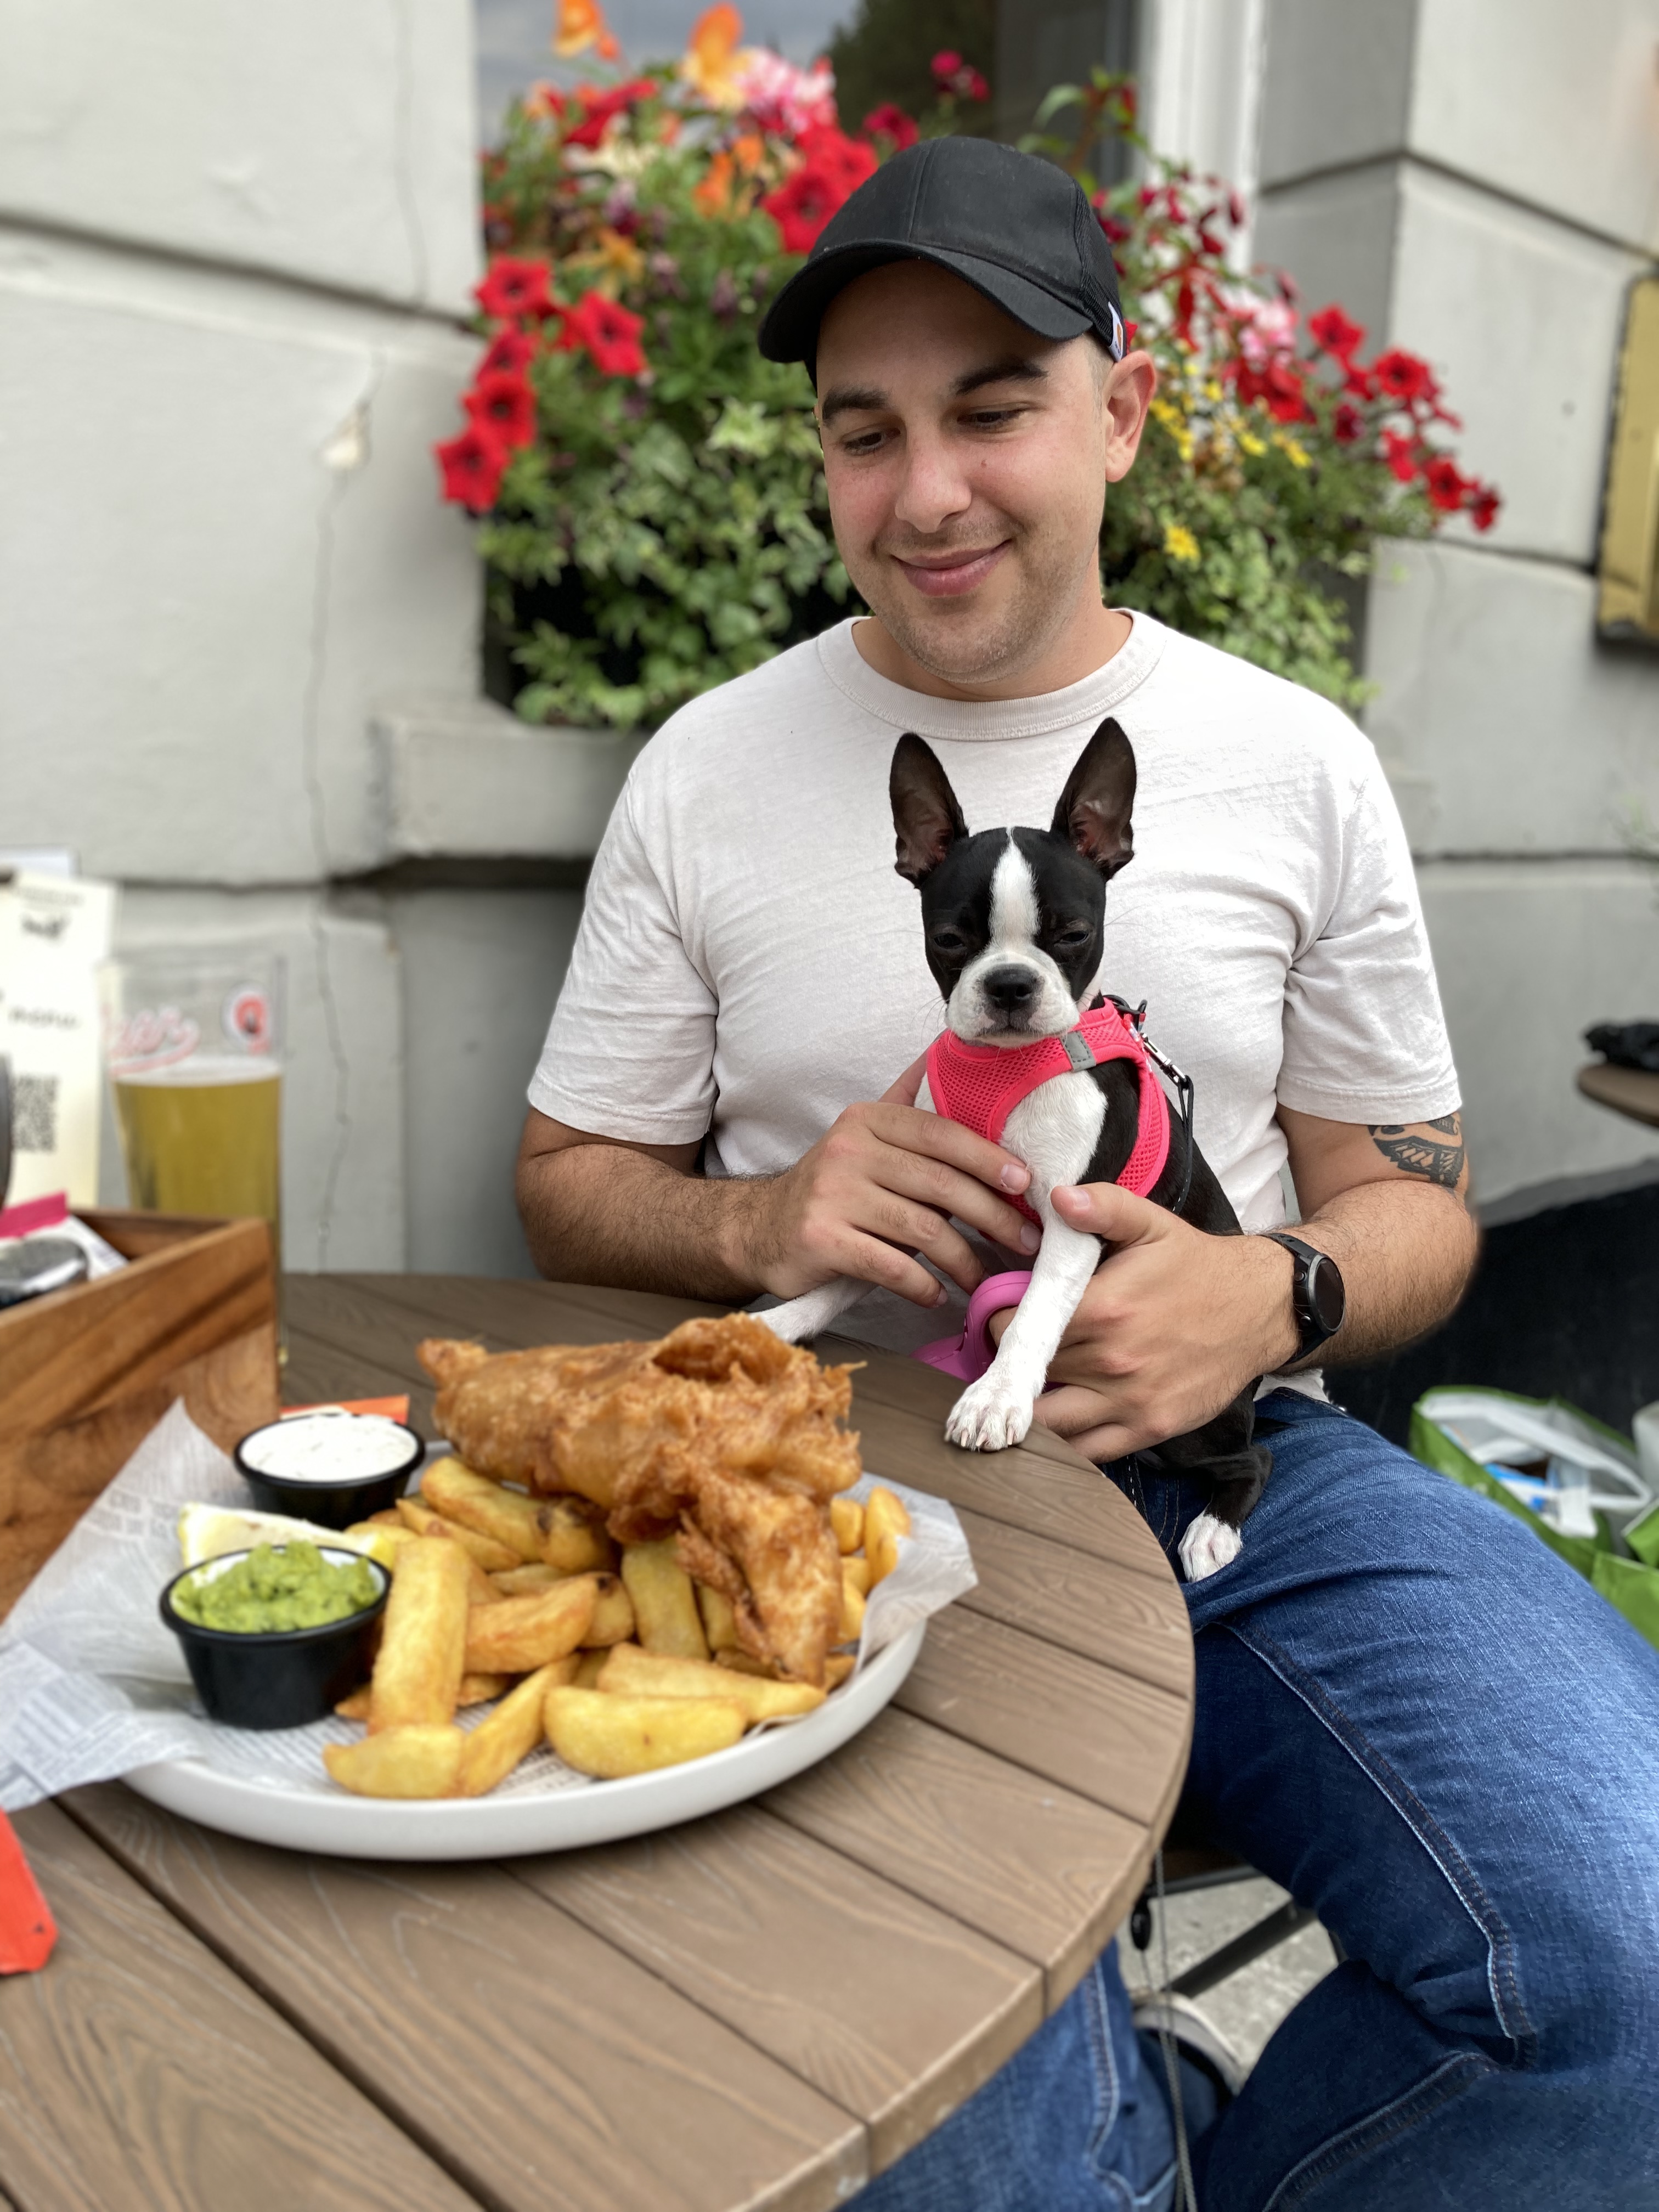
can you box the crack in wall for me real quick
[300,351,387,1269]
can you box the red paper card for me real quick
[281,1395,411,1424]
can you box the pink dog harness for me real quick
[915,997,1185,1384]
[926,995,1172,1224]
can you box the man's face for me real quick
[814,262,1147,689]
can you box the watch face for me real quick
[1306,1253,1346,1334]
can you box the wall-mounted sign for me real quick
[1598,274,1659,642]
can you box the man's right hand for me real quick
[723,1059,1040,1310]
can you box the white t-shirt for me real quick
[529,613,1460,1355]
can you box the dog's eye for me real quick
[930,928,969,957]
[1053,924,1092,950]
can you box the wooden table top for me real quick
[2,1275,1194,2212]
[1578,1059,1659,1130]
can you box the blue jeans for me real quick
[850,1392,1659,2210]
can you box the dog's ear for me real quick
[1052,716,1136,878]
[890,733,968,885]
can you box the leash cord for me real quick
[1153,1846,1199,2212]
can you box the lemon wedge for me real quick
[177,1502,400,1572]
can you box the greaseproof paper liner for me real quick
[0,1400,977,1812]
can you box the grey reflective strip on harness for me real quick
[1062,1030,1096,1071]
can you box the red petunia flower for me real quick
[478,327,537,379]
[435,423,508,510]
[1469,486,1500,532]
[1372,347,1438,405]
[1236,358,1310,424]
[862,103,918,149]
[562,291,647,376]
[1381,429,1420,483]
[1424,455,1468,511]
[1308,304,1365,359]
[795,126,879,195]
[931,48,989,99]
[1342,361,1376,401]
[465,369,537,449]
[563,77,656,150]
[1332,401,1364,444]
[476,257,554,322]
[932,48,963,78]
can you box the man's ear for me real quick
[890,733,968,885]
[1052,715,1136,877]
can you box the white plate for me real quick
[125,1623,924,1860]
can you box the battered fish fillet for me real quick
[417,1315,860,1683]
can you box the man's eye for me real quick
[840,430,886,455]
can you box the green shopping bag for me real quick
[1409,1389,1659,1652]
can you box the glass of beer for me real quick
[100,951,285,1271]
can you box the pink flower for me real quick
[931,49,989,100]
[863,102,918,149]
[435,423,507,510]
[732,49,838,137]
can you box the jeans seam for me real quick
[1084,1968,1176,2212]
[1226,1622,1538,2058]
[1261,2051,1496,2210]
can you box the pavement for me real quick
[1116,1873,1338,2070]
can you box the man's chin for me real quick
[868,586,1037,688]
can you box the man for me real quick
[517,139,1659,2209]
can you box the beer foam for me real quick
[116,1055,280,1086]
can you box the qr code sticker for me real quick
[13,1073,59,1154]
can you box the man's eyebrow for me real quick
[818,357,1049,424]
[819,384,888,424]
[952,356,1049,398]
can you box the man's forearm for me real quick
[517,1144,765,1301]
[1290,1182,1478,1367]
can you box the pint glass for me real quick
[100,951,285,1269]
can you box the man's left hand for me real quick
[989,1182,1299,1463]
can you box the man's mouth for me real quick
[890,542,1010,599]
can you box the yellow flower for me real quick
[1203,380,1223,403]
[1163,522,1201,566]
[554,0,619,60]
[1273,432,1311,469]
[594,226,645,279]
[1239,428,1267,457]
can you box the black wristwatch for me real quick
[1263,1233,1346,1361]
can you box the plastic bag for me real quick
[1410,1388,1659,1653]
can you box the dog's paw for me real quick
[1178,1511,1243,1583]
[944,1373,1035,1452]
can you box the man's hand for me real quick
[726,1058,1040,1310]
[988,1183,1297,1462]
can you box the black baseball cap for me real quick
[758,136,1126,372]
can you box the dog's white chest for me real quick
[1001,1071,1107,1213]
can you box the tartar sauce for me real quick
[239,1411,416,1482]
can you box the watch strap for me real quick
[1263,1232,1343,1358]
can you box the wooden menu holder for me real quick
[0,1210,279,1620]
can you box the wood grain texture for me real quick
[951,1508,1193,1699]
[760,1706,1149,2011]
[63,1785,864,2212]
[0,1802,477,2212]
[280,1327,436,1435]
[517,1802,1040,2173]
[895,1604,1192,1832]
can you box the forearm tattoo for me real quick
[1367,1114,1465,1189]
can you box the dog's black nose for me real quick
[983,965,1040,1014]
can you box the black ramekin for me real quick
[232,1414,425,1529]
[160,1546,391,1730]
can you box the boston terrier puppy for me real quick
[764,715,1271,1582]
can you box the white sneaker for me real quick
[1132,1990,1249,2103]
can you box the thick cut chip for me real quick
[842,1553,873,1599]
[830,1497,864,1555]
[324,1724,464,1799]
[490,1562,565,1596]
[396,1493,520,1575]
[864,1487,912,1588]
[839,1570,866,1644]
[573,1648,609,1688]
[824,1654,855,1689]
[334,1685,373,1722]
[455,1661,569,1798]
[584,1572,636,1647]
[464,1573,597,1673]
[621,1539,709,1659]
[422,1458,546,1563]
[368,1537,470,1733]
[456,1671,514,1708]
[599,1642,825,1722]
[697,1582,739,1652]
[544,1686,745,1778]
[540,1496,615,1575]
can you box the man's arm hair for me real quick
[515,1112,762,1301]
[1276,1107,1479,1367]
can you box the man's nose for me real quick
[892,432,972,534]
[983,966,1039,1014]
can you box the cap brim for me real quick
[758,241,1093,365]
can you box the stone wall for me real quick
[1251,0,1659,1210]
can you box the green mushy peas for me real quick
[174,1542,379,1633]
